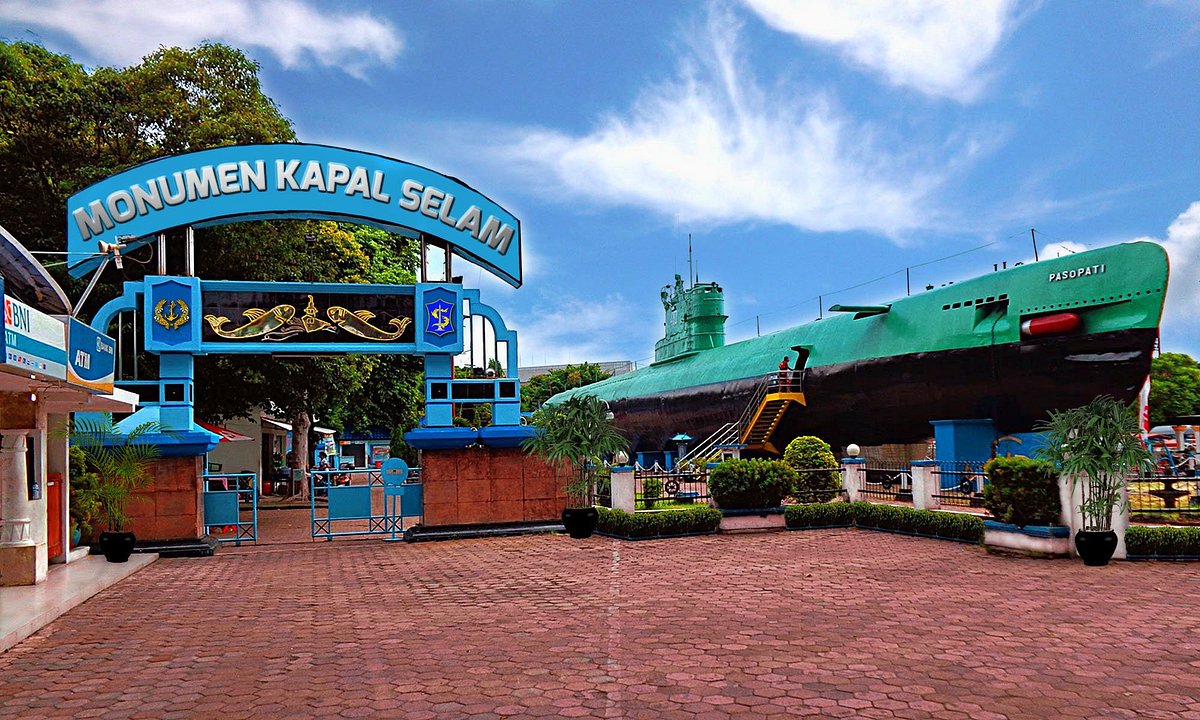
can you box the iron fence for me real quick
[1127,471,1200,517]
[310,467,422,540]
[634,464,711,510]
[202,472,258,545]
[791,466,848,504]
[931,461,987,508]
[860,461,913,504]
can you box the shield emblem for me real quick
[425,298,455,338]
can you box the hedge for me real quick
[708,458,796,509]
[785,501,984,543]
[1126,525,1200,557]
[982,456,1061,527]
[596,506,721,539]
[784,502,856,528]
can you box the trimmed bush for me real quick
[784,502,856,528]
[983,456,1062,527]
[596,506,722,539]
[642,477,663,509]
[708,459,797,509]
[1126,525,1200,557]
[782,435,841,503]
[851,502,984,543]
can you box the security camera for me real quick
[97,240,127,269]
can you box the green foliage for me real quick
[521,363,612,412]
[1036,396,1154,531]
[850,502,984,542]
[784,502,856,528]
[982,456,1062,527]
[1125,525,1200,557]
[782,435,841,503]
[60,414,161,532]
[641,478,663,508]
[522,394,628,507]
[596,506,721,539]
[1149,352,1200,427]
[708,459,796,509]
[67,446,101,539]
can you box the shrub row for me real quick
[785,501,984,543]
[982,456,1061,527]
[783,502,856,528]
[1126,525,1200,557]
[596,506,721,539]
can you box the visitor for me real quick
[778,356,790,392]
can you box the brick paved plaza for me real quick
[2,529,1199,719]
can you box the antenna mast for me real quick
[688,233,694,288]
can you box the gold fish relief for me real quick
[327,307,412,341]
[204,306,297,339]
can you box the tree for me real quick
[521,363,613,412]
[1149,352,1200,427]
[1,42,429,492]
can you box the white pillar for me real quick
[910,461,938,510]
[0,434,33,547]
[841,458,865,502]
[611,466,636,513]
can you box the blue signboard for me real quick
[65,144,522,287]
[66,318,116,394]
[142,278,464,355]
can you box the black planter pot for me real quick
[98,531,137,563]
[1074,530,1119,566]
[562,507,599,539]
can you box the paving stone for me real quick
[0,530,1198,718]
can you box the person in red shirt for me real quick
[778,356,790,392]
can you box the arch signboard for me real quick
[66,144,522,287]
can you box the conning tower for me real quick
[654,274,727,363]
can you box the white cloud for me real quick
[740,0,1021,101]
[0,0,402,77]
[509,293,657,368]
[1135,201,1200,347]
[494,7,974,240]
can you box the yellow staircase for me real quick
[727,370,807,455]
[739,390,806,455]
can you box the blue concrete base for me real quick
[405,424,536,450]
[404,427,479,449]
[982,520,1070,538]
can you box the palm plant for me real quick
[1035,396,1153,532]
[62,414,162,532]
[522,395,628,507]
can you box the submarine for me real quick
[549,241,1169,454]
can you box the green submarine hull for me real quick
[550,241,1168,452]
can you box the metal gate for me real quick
[202,472,258,545]
[310,465,423,540]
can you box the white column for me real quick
[910,461,938,511]
[0,433,33,546]
[611,467,636,513]
[841,458,865,502]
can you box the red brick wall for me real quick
[127,456,203,541]
[421,447,567,527]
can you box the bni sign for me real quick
[3,294,67,381]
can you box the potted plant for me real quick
[1036,396,1153,566]
[523,395,628,539]
[62,413,162,563]
[708,458,797,532]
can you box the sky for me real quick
[2,0,1199,368]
